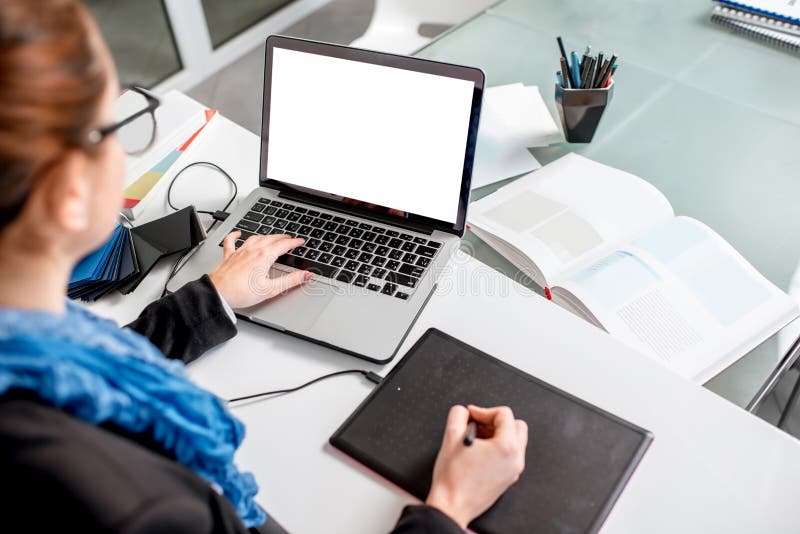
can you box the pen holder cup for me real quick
[554,82,614,143]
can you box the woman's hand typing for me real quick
[209,231,311,309]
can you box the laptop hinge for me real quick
[277,190,435,235]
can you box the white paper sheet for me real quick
[471,83,562,189]
[483,83,562,147]
[471,139,541,189]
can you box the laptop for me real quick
[167,35,484,363]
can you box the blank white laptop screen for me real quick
[266,47,476,224]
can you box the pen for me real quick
[559,56,571,88]
[557,37,571,88]
[595,58,611,89]
[556,36,569,65]
[579,56,594,89]
[579,59,588,88]
[593,51,604,87]
[604,64,618,88]
[557,70,563,88]
[580,45,591,71]
[599,56,617,88]
[585,57,597,89]
[578,53,590,88]
[570,51,581,88]
[603,54,617,83]
[464,421,477,446]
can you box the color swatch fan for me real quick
[68,224,139,302]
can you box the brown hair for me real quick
[0,0,107,229]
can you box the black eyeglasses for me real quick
[88,85,161,156]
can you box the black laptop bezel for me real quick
[259,35,485,237]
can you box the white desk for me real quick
[91,107,800,533]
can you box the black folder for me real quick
[117,206,206,294]
[330,329,653,534]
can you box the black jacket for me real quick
[0,276,462,533]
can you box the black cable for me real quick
[166,160,238,214]
[227,369,384,404]
[161,161,238,297]
[161,248,193,298]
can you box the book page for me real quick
[468,153,674,285]
[125,91,207,185]
[554,217,798,383]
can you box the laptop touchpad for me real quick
[240,269,334,332]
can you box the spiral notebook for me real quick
[712,3,800,35]
[330,329,653,534]
[711,1,800,51]
[715,0,800,25]
[712,10,800,51]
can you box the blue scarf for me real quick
[0,300,265,528]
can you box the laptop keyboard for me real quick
[219,198,442,300]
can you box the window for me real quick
[202,0,295,48]
[86,0,182,88]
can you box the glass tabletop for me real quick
[414,0,800,409]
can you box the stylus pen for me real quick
[464,421,477,446]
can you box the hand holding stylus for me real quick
[426,405,528,529]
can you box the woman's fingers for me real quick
[442,405,470,447]
[267,269,312,296]
[222,230,240,259]
[209,234,309,309]
[261,236,306,265]
[241,233,294,250]
[467,405,509,426]
[467,405,518,444]
[487,407,517,446]
[515,420,529,449]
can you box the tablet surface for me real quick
[330,328,652,534]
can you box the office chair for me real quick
[350,0,497,54]
[776,268,800,430]
[778,370,800,429]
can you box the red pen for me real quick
[604,64,617,88]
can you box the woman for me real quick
[0,1,528,532]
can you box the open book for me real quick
[469,153,798,383]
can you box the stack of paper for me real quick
[472,83,561,189]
